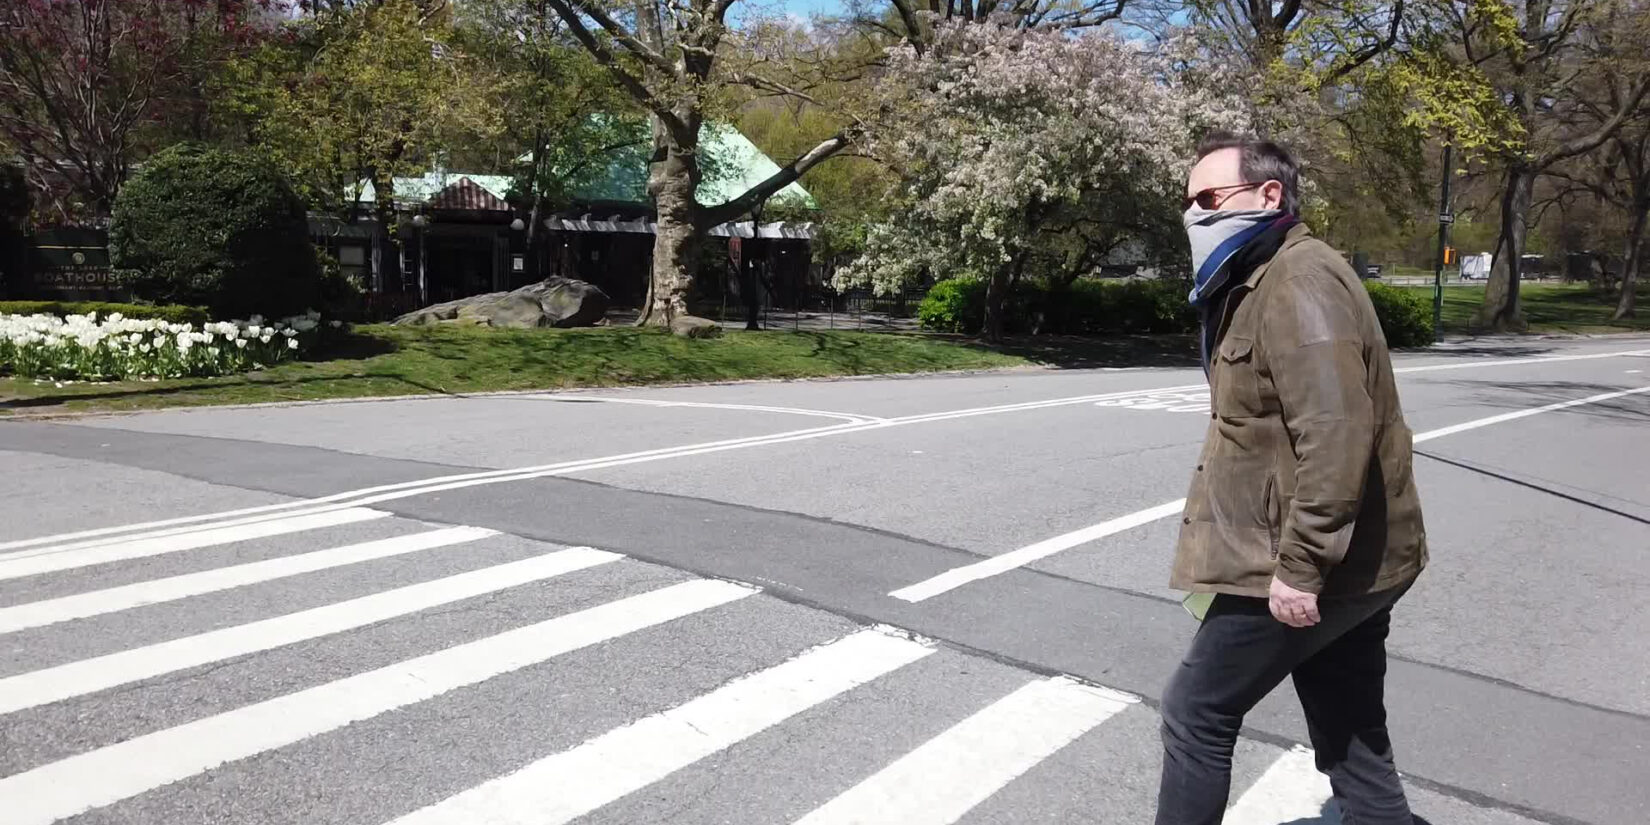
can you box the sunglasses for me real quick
[1183,182,1263,211]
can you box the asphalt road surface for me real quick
[2,336,1647,825]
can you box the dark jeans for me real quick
[1155,585,1414,825]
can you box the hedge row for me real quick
[918,277,1436,348]
[0,301,211,325]
[1362,282,1436,348]
[918,278,1198,337]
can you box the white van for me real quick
[1460,252,1492,280]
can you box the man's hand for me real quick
[1269,577,1321,627]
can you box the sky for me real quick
[732,0,848,27]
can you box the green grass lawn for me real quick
[0,324,1030,416]
[1407,283,1650,336]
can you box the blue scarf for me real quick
[1184,209,1298,375]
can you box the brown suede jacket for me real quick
[1172,223,1428,598]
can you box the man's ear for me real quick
[1262,180,1284,211]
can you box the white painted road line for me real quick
[533,396,890,424]
[889,501,1187,602]
[8,346,1644,556]
[0,547,621,715]
[0,421,864,554]
[0,579,756,825]
[385,628,934,825]
[1392,347,1650,374]
[0,507,389,581]
[891,382,1650,602]
[0,385,1198,554]
[0,526,498,635]
[1222,746,1333,825]
[1411,385,1650,443]
[793,677,1137,825]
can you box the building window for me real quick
[337,244,368,284]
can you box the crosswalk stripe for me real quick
[0,547,621,715]
[384,627,937,825]
[0,526,498,635]
[889,501,1188,603]
[1223,746,1333,824]
[793,676,1137,825]
[0,507,390,581]
[0,578,756,825]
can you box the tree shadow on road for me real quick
[1400,343,1561,359]
[1445,379,1650,426]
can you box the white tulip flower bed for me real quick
[0,311,333,381]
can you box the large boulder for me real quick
[394,277,610,328]
[670,315,722,339]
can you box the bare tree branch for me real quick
[554,0,678,75]
[1541,77,1650,167]
[1320,0,1405,85]
[544,0,674,120]
[699,133,851,227]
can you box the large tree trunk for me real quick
[1615,198,1647,320]
[638,113,703,327]
[1478,165,1534,332]
[981,262,1014,343]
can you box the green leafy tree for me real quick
[451,0,641,276]
[226,0,502,289]
[533,0,855,326]
[1406,0,1650,330]
[110,144,320,318]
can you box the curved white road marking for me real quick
[3,385,1200,553]
[8,347,1645,553]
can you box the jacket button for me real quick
[1182,517,1191,524]
[1210,411,1217,419]
[1196,464,1204,471]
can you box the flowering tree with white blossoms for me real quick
[836,21,1249,341]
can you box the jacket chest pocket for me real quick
[1213,336,1267,419]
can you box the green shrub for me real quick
[1364,282,1435,348]
[110,144,320,319]
[919,276,1197,336]
[918,273,1433,346]
[0,301,210,325]
[917,277,986,333]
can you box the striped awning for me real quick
[428,177,510,212]
[543,215,814,240]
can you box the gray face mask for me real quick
[1184,206,1286,303]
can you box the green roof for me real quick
[350,172,514,207]
[565,123,814,208]
[354,123,815,211]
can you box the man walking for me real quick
[1156,133,1428,825]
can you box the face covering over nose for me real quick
[1184,206,1289,307]
[1182,205,1298,376]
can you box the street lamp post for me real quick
[1431,142,1454,343]
[411,213,429,307]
